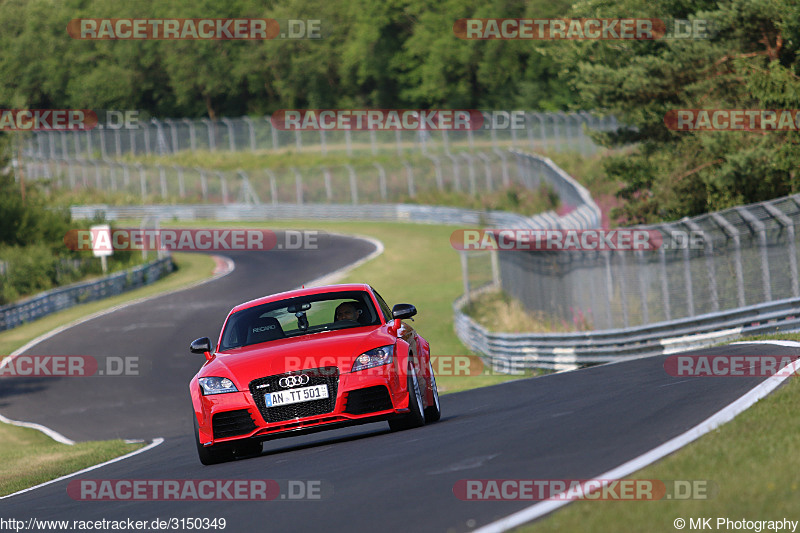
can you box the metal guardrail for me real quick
[0,257,174,332]
[454,285,800,371]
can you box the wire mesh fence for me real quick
[494,152,800,330]
[22,151,546,205]
[23,112,616,161]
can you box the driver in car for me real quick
[334,301,362,322]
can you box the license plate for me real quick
[264,384,329,407]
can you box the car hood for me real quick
[198,325,396,386]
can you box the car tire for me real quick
[423,359,441,423]
[389,359,426,431]
[194,416,234,466]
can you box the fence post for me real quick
[122,162,130,190]
[264,169,277,204]
[490,249,500,286]
[685,218,718,313]
[183,118,196,152]
[221,117,236,151]
[152,118,169,154]
[763,202,799,297]
[682,235,695,317]
[346,165,358,204]
[268,116,279,150]
[196,167,208,202]
[460,153,477,195]
[320,130,328,155]
[98,127,107,159]
[201,118,215,151]
[217,172,228,204]
[460,252,470,304]
[164,118,179,153]
[658,231,671,321]
[373,162,387,201]
[446,153,462,192]
[711,213,745,307]
[737,207,772,302]
[242,116,257,152]
[477,152,493,192]
[159,165,168,198]
[175,165,185,198]
[291,167,303,204]
[370,130,378,156]
[92,161,102,190]
[603,250,613,327]
[323,167,333,202]
[345,130,352,157]
[402,161,415,198]
[143,121,152,155]
[137,163,147,201]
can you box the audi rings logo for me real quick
[279,374,310,388]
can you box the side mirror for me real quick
[190,337,214,361]
[392,303,417,320]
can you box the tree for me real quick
[562,0,800,224]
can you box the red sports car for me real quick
[189,283,441,465]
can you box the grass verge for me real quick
[0,252,216,497]
[518,332,800,532]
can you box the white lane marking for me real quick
[472,340,800,533]
[0,412,76,445]
[0,438,164,501]
[0,254,234,446]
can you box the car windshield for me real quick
[219,290,380,351]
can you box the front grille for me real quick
[249,367,339,423]
[212,409,257,439]
[344,386,394,415]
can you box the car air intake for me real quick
[212,409,257,439]
[344,386,394,415]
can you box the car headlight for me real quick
[198,377,238,395]
[352,345,394,372]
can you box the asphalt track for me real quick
[1,231,798,532]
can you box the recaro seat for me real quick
[246,316,285,345]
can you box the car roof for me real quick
[229,283,374,314]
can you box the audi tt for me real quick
[188,283,441,465]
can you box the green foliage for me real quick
[562,0,800,223]
[0,0,577,116]
[0,167,145,305]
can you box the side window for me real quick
[372,290,393,322]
